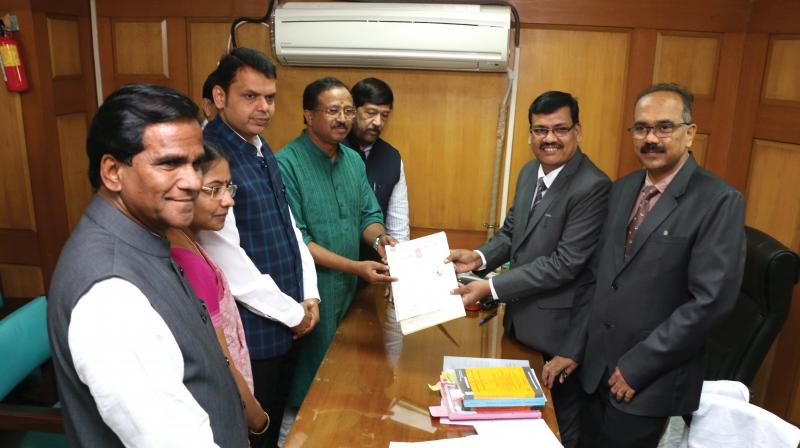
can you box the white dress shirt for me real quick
[69,278,219,447]
[197,132,320,329]
[477,163,565,300]
[362,145,410,243]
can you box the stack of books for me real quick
[430,366,546,421]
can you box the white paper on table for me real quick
[472,419,562,447]
[442,356,530,371]
[389,435,483,447]
[386,232,465,334]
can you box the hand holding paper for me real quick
[385,232,465,335]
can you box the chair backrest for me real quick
[0,296,51,400]
[705,227,800,385]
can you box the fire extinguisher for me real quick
[0,23,29,93]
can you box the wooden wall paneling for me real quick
[261,64,505,235]
[745,139,800,420]
[96,0,265,18]
[0,265,45,300]
[166,17,189,93]
[653,32,721,98]
[616,28,657,178]
[18,7,72,287]
[727,34,770,194]
[762,36,800,106]
[56,113,92,230]
[97,15,114,98]
[186,20,270,108]
[748,0,800,34]
[98,17,188,93]
[187,20,230,106]
[705,32,747,183]
[690,134,708,166]
[507,0,751,33]
[755,105,800,146]
[504,26,629,190]
[235,21,270,52]
[0,230,40,266]
[46,16,81,78]
[0,72,37,230]
[113,19,169,77]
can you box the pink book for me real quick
[429,381,542,421]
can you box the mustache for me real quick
[539,143,563,150]
[331,122,348,130]
[641,143,666,154]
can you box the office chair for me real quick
[0,296,66,447]
[704,226,800,385]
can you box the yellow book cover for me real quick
[463,367,536,399]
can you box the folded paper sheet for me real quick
[386,232,465,335]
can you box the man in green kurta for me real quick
[276,77,398,408]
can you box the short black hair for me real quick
[351,77,394,108]
[636,83,693,123]
[302,77,349,111]
[87,83,199,189]
[202,70,218,101]
[215,47,277,93]
[200,141,229,173]
[528,91,579,126]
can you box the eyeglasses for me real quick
[628,121,689,140]
[200,183,238,199]
[530,124,577,138]
[318,106,356,118]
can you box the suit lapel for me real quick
[612,173,645,274]
[618,155,697,273]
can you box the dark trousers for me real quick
[550,371,586,448]
[249,348,298,448]
[579,379,668,448]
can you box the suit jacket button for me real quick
[611,282,618,291]
[604,322,613,329]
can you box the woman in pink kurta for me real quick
[167,143,269,436]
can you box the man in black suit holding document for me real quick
[544,83,746,447]
[449,91,611,447]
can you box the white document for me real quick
[442,356,530,371]
[386,232,465,335]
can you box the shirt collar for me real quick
[644,153,690,193]
[537,163,565,188]
[220,119,264,157]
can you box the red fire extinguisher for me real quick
[0,26,29,92]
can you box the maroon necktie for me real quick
[625,186,659,256]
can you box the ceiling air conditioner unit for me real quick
[271,2,512,72]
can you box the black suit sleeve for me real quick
[618,189,746,390]
[490,177,610,300]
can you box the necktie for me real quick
[529,177,547,218]
[625,185,659,256]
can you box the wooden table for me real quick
[285,285,560,447]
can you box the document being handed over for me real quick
[386,232,465,335]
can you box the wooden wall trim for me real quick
[0,231,40,265]
[727,34,770,194]
[705,32,747,183]
[17,9,71,286]
[748,0,800,34]
[94,0,752,32]
[616,28,657,178]
[96,0,265,18]
[755,106,800,146]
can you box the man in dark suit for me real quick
[449,91,611,447]
[544,83,746,448]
